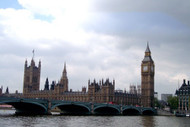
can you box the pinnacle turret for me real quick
[143,42,153,62]
[44,77,49,90]
[145,42,151,53]
[31,59,35,66]
[25,59,28,68]
[63,62,67,77]
[38,60,41,68]
[5,87,9,94]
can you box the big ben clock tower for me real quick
[141,43,155,108]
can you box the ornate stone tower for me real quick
[141,43,155,108]
[88,79,100,102]
[23,55,41,95]
[88,79,115,103]
[101,79,115,103]
[58,63,69,92]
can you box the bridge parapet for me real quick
[0,97,20,103]
[93,103,121,109]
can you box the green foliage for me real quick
[154,98,160,108]
[167,96,178,110]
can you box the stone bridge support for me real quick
[47,100,52,115]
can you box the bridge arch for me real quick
[122,106,141,115]
[142,108,155,115]
[0,99,48,115]
[93,105,120,115]
[52,102,91,115]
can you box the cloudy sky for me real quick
[0,0,190,98]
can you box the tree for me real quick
[167,96,178,112]
[154,98,160,108]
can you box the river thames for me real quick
[0,110,189,127]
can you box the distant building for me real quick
[176,79,190,114]
[161,94,172,102]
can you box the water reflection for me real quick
[1,110,190,127]
[141,116,156,127]
[20,116,38,127]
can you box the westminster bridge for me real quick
[0,97,156,115]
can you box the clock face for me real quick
[143,65,148,72]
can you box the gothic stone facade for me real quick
[23,44,154,107]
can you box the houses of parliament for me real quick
[23,44,155,108]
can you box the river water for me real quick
[0,110,189,127]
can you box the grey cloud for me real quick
[89,0,190,27]
[1,0,190,97]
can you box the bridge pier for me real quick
[90,102,94,114]
[120,105,123,115]
[47,100,52,115]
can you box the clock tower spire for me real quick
[141,43,155,108]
